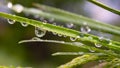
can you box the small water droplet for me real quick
[7,19,16,24]
[21,22,28,27]
[35,27,46,37]
[70,37,77,41]
[32,37,41,40]
[52,32,57,35]
[89,47,95,52]
[58,34,62,37]
[95,43,102,48]
[80,22,91,33]
[7,2,13,8]
[40,17,44,21]
[48,18,54,22]
[53,23,56,25]
[66,23,74,28]
[34,15,39,18]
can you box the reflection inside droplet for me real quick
[35,27,46,37]
[80,22,91,33]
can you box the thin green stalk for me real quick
[88,0,120,15]
[58,54,98,68]
[19,39,120,58]
[33,3,120,36]
[0,12,120,52]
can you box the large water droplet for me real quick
[35,27,46,37]
[7,2,13,8]
[80,22,91,33]
[21,22,28,27]
[70,37,77,41]
[95,43,102,48]
[89,47,95,52]
[66,23,74,28]
[7,19,16,24]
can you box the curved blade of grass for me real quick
[32,3,120,36]
[19,39,120,58]
[88,0,120,15]
[52,52,105,56]
[0,12,120,53]
[58,54,98,68]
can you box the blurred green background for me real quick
[0,0,120,68]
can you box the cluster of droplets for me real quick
[80,22,91,33]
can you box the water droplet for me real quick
[95,43,102,48]
[12,4,24,13]
[7,19,16,24]
[66,23,74,28]
[40,17,44,21]
[34,15,39,18]
[21,22,28,27]
[89,47,95,52]
[35,27,46,37]
[48,18,54,22]
[52,32,57,35]
[32,37,41,40]
[70,37,77,41]
[7,2,13,8]
[58,34,62,37]
[80,22,91,33]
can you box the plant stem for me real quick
[0,12,120,53]
[58,54,98,68]
[88,0,120,15]
[32,4,120,36]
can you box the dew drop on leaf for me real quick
[80,22,91,33]
[89,47,95,52]
[21,22,28,27]
[35,27,46,37]
[95,43,102,48]
[48,18,54,22]
[70,37,77,41]
[58,34,62,37]
[66,23,74,28]
[7,19,16,24]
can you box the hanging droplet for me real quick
[70,37,77,41]
[21,22,28,27]
[95,43,102,48]
[58,34,62,37]
[52,32,57,35]
[40,17,44,21]
[80,22,91,33]
[35,27,46,37]
[89,47,95,52]
[7,19,16,24]
[7,2,13,8]
[66,23,74,28]
[32,37,41,40]
[48,18,54,23]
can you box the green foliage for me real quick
[0,0,120,68]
